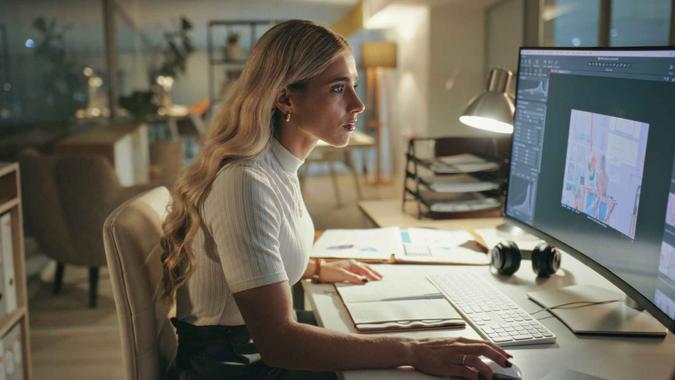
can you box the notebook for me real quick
[311,227,490,265]
[335,278,465,333]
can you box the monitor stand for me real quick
[527,284,667,336]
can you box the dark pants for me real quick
[172,314,338,380]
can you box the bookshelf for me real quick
[206,20,277,110]
[0,162,32,379]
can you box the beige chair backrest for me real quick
[103,187,177,380]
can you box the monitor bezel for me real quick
[504,45,675,333]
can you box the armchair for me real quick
[18,149,156,307]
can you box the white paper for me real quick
[473,227,542,252]
[336,279,441,303]
[431,154,500,174]
[437,153,487,165]
[313,227,489,264]
[402,228,490,264]
[311,227,403,260]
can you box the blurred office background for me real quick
[0,0,672,378]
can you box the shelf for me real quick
[0,162,32,379]
[418,192,501,213]
[0,162,18,178]
[207,20,279,114]
[403,137,508,220]
[0,306,25,337]
[0,197,18,215]
[208,19,272,27]
[406,153,501,175]
[411,173,501,193]
[209,58,247,65]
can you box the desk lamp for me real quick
[460,67,514,134]
[459,67,525,236]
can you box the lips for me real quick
[342,119,357,131]
[343,123,356,131]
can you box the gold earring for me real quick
[285,113,292,123]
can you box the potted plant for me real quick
[224,32,243,61]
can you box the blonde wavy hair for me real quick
[160,20,350,299]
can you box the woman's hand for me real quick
[410,337,512,379]
[318,259,382,284]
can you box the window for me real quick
[610,0,671,46]
[542,0,600,47]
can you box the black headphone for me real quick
[489,240,561,277]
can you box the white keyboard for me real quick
[428,272,556,346]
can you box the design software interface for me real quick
[506,48,675,321]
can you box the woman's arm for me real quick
[234,281,512,379]
[302,258,382,284]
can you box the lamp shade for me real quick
[459,67,514,134]
[361,42,397,68]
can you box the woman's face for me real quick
[287,52,365,147]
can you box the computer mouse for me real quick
[479,356,522,380]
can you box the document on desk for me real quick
[335,279,465,332]
[311,227,490,265]
[472,227,542,252]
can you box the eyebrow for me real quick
[325,75,359,84]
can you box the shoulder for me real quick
[207,160,279,207]
[214,160,272,188]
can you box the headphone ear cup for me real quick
[531,242,561,277]
[490,241,521,276]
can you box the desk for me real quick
[54,122,149,186]
[304,216,675,379]
[359,199,502,229]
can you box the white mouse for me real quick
[479,356,523,380]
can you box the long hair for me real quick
[160,20,350,299]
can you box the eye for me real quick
[353,83,359,89]
[330,84,345,93]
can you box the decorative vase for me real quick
[225,42,243,61]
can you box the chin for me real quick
[322,134,351,148]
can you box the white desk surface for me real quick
[358,200,503,230]
[307,208,675,379]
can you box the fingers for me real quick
[457,337,512,359]
[339,269,370,284]
[453,343,511,368]
[347,261,383,281]
[461,355,494,380]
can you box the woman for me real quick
[161,20,511,380]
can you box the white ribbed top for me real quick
[176,138,314,326]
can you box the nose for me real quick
[350,90,365,115]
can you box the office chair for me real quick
[102,187,177,380]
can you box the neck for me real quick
[275,123,318,160]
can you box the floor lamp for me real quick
[362,41,397,184]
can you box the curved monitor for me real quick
[505,47,675,332]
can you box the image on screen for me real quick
[666,193,675,228]
[560,110,649,239]
[659,241,675,281]
[655,288,675,319]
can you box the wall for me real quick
[486,0,524,73]
[393,6,430,174]
[427,2,489,138]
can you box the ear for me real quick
[274,87,294,115]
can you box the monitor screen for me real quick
[505,47,675,331]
